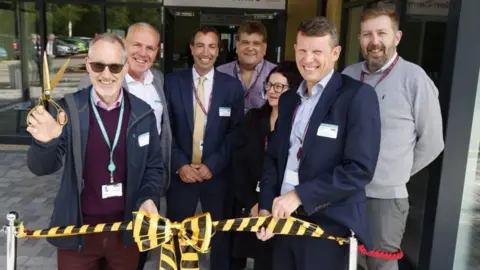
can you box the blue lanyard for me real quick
[89,89,125,183]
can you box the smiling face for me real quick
[190,31,219,75]
[236,32,266,68]
[265,72,289,107]
[86,39,128,99]
[125,26,159,80]
[294,32,340,89]
[359,15,402,72]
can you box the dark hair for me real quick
[297,16,338,47]
[190,26,220,46]
[265,61,303,91]
[236,21,267,42]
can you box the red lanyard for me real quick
[360,55,400,88]
[292,101,311,161]
[192,80,213,116]
[234,61,266,98]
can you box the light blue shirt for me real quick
[280,70,334,195]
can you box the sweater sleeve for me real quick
[410,69,445,175]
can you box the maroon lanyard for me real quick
[234,61,266,98]
[360,55,400,88]
[291,101,311,161]
[192,80,213,116]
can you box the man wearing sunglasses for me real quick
[78,22,171,199]
[26,33,163,269]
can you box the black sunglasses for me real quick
[89,62,125,74]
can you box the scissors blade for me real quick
[42,52,51,91]
[50,58,71,91]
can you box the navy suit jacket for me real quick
[259,72,381,249]
[165,68,244,189]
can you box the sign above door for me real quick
[164,0,286,10]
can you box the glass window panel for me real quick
[453,73,480,270]
[106,5,162,69]
[0,1,38,136]
[44,3,102,102]
[344,6,363,67]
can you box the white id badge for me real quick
[219,107,231,117]
[138,132,150,147]
[256,181,260,192]
[102,183,123,199]
[285,169,299,186]
[317,123,338,139]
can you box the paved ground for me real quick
[0,149,253,270]
[1,147,479,270]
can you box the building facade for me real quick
[0,0,478,269]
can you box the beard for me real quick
[362,42,394,72]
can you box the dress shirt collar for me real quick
[126,69,154,85]
[192,66,214,83]
[234,59,265,74]
[91,87,123,111]
[297,69,334,99]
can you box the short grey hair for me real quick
[126,22,160,42]
[88,33,127,62]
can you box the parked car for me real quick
[55,39,74,57]
[57,36,88,53]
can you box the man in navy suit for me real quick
[165,26,244,270]
[256,17,381,269]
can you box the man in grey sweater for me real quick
[342,7,444,270]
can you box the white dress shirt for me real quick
[126,70,163,135]
[192,67,214,124]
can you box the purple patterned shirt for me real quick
[217,59,277,112]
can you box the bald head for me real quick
[124,22,160,81]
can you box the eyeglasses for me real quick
[89,62,125,74]
[264,81,289,93]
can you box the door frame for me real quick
[162,5,286,75]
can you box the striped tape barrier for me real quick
[7,211,403,270]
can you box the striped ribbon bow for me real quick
[16,212,349,270]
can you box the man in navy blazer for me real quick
[165,26,244,270]
[256,17,381,269]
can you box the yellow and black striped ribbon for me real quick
[16,212,348,270]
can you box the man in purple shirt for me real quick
[217,21,277,112]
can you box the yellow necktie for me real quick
[192,76,206,164]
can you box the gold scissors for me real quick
[26,52,70,126]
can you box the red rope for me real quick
[358,244,404,260]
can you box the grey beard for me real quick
[366,57,388,72]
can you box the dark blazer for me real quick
[231,105,274,259]
[27,87,164,250]
[232,106,272,212]
[258,72,381,249]
[165,68,244,189]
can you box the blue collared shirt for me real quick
[280,70,334,195]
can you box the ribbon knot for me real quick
[132,211,215,270]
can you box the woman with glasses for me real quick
[230,61,303,270]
